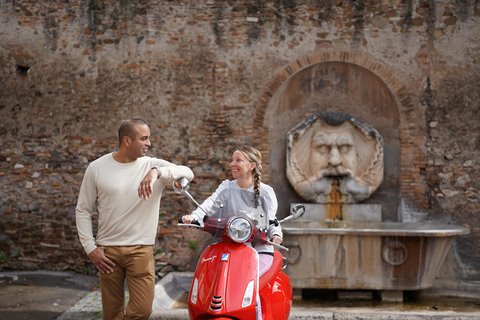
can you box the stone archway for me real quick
[253,51,427,221]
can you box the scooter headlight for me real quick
[227,216,253,243]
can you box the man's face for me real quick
[309,124,357,178]
[126,124,151,159]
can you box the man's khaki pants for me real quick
[99,245,155,320]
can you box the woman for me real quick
[182,146,282,319]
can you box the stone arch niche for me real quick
[254,52,424,222]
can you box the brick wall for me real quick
[0,1,479,285]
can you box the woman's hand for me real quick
[271,235,282,245]
[182,214,194,224]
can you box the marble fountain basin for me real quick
[282,220,470,291]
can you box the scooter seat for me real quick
[259,250,283,290]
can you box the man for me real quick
[76,118,194,320]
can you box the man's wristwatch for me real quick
[151,166,160,178]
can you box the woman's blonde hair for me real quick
[236,146,262,207]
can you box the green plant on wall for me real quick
[188,240,198,252]
[0,251,6,261]
[80,265,93,274]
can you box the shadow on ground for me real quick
[0,271,99,320]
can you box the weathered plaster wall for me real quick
[0,0,479,291]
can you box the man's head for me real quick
[118,119,151,160]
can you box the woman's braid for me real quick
[252,164,262,207]
[237,146,262,208]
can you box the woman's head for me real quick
[231,146,263,205]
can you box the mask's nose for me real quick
[328,147,342,167]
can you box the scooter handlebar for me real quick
[269,219,279,227]
[178,217,201,228]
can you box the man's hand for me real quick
[138,168,158,200]
[89,247,115,274]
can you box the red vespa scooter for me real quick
[173,178,305,320]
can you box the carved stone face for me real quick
[286,113,384,204]
[310,125,357,179]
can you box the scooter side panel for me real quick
[189,242,258,320]
[259,271,292,320]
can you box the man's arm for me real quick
[138,160,194,200]
[75,166,115,273]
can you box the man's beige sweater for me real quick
[75,153,193,255]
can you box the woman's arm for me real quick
[263,184,283,241]
[187,180,230,222]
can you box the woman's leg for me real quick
[258,254,274,277]
[257,254,274,319]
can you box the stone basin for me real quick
[283,220,469,237]
[282,220,469,292]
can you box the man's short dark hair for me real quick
[118,118,148,145]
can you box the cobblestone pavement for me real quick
[59,288,480,320]
[57,283,132,320]
[2,271,480,320]
[57,272,480,320]
[56,290,104,320]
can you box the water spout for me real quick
[326,178,343,220]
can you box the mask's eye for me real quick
[339,145,352,153]
[315,145,330,154]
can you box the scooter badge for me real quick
[201,255,216,263]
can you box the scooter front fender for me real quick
[259,270,292,320]
[188,242,258,320]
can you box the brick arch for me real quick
[253,51,428,212]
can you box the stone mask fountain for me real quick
[282,112,469,301]
[287,112,383,206]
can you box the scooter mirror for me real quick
[277,204,306,224]
[172,178,209,216]
[173,177,189,195]
[290,204,305,220]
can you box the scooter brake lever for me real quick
[267,240,289,251]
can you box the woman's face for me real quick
[230,150,255,180]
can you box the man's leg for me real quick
[100,246,126,320]
[123,245,155,320]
